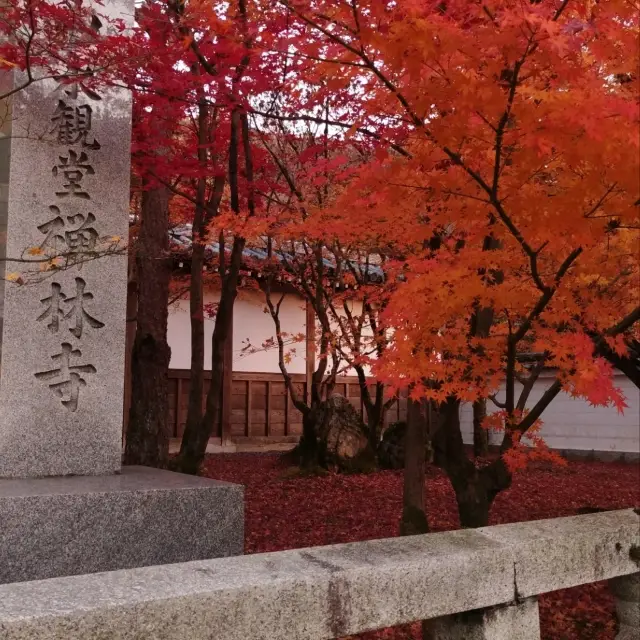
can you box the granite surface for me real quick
[610,574,640,640]
[430,599,541,640]
[0,510,636,639]
[0,466,244,584]
[0,0,133,477]
[477,508,640,597]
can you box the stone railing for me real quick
[0,509,638,639]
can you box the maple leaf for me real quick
[604,335,629,358]
[5,272,23,284]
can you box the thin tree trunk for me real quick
[366,405,383,451]
[473,398,489,457]
[183,100,209,444]
[400,397,429,536]
[177,237,244,474]
[177,93,251,475]
[299,402,326,469]
[183,240,206,445]
[356,367,387,454]
[124,185,172,467]
[368,382,386,449]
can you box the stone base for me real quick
[430,599,541,639]
[610,573,640,640]
[0,465,243,584]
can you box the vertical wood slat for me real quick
[159,370,398,443]
[246,380,252,438]
[266,381,272,437]
[175,377,182,438]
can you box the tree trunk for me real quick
[369,382,387,450]
[183,240,206,447]
[298,403,326,469]
[366,407,383,452]
[357,370,386,454]
[183,99,210,445]
[453,470,493,528]
[177,102,249,475]
[363,399,384,453]
[473,398,489,457]
[177,237,245,474]
[455,457,513,528]
[124,185,172,467]
[400,397,429,536]
[434,396,512,528]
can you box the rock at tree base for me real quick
[320,395,372,471]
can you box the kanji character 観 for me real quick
[50,101,101,150]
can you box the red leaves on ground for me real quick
[202,454,639,640]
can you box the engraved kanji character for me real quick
[37,206,65,251]
[48,81,102,103]
[36,279,104,338]
[63,277,105,338]
[37,282,66,333]
[50,101,101,150]
[52,150,94,199]
[64,213,99,251]
[38,207,99,254]
[35,343,96,412]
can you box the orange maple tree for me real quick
[268,0,640,526]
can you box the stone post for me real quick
[0,0,243,584]
[610,573,640,640]
[429,598,541,640]
[0,5,132,478]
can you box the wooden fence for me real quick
[165,370,409,443]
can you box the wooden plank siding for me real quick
[160,370,408,444]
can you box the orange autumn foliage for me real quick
[269,0,639,458]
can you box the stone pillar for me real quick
[429,598,541,639]
[0,0,243,584]
[0,10,132,478]
[610,573,640,640]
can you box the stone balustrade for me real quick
[0,509,638,639]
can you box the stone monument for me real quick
[0,0,242,585]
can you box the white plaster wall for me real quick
[167,287,377,378]
[167,289,640,454]
[460,373,640,454]
[167,288,307,374]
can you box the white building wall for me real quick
[460,373,640,454]
[167,288,639,454]
[167,287,376,378]
[167,288,307,374]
